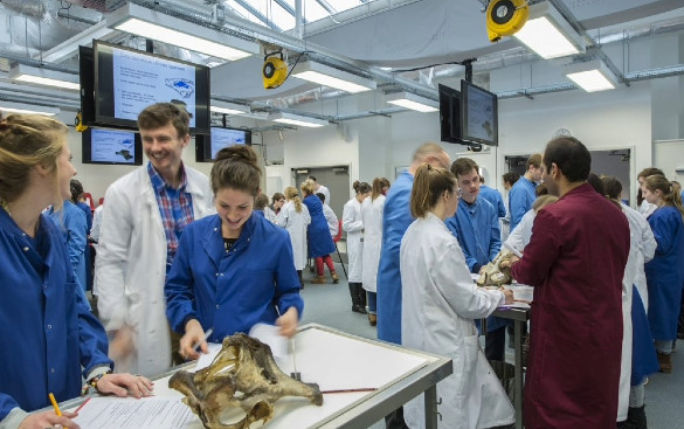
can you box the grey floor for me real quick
[299,263,684,429]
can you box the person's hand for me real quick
[96,373,154,398]
[499,255,520,269]
[179,319,207,360]
[108,325,135,362]
[478,265,486,274]
[276,307,299,338]
[19,410,80,429]
[502,288,514,305]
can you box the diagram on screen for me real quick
[92,130,136,164]
[116,149,133,160]
[165,78,195,98]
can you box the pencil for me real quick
[48,392,62,416]
[74,397,91,414]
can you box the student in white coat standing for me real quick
[276,187,311,287]
[95,103,214,376]
[343,181,371,315]
[361,177,390,324]
[400,164,514,429]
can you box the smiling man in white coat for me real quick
[94,103,214,376]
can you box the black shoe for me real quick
[626,405,647,429]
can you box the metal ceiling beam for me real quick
[233,0,281,31]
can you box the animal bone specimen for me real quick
[477,249,515,287]
[169,333,323,429]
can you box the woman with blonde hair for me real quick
[301,178,338,284]
[642,174,684,373]
[400,164,514,429]
[361,177,390,325]
[0,114,151,429]
[276,186,311,286]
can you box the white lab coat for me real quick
[90,204,104,244]
[622,203,657,311]
[342,198,363,282]
[318,184,331,206]
[616,203,657,421]
[322,203,339,238]
[638,200,657,218]
[94,165,214,376]
[503,209,535,256]
[361,195,385,293]
[275,201,311,270]
[264,206,278,224]
[401,213,514,429]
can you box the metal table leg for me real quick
[424,384,438,429]
[514,319,523,429]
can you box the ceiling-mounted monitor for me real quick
[461,80,498,146]
[439,84,461,144]
[82,128,142,165]
[93,41,210,133]
[196,127,252,162]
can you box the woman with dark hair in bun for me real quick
[165,145,303,360]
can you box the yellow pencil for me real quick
[48,392,62,417]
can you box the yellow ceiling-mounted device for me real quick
[74,111,88,132]
[262,51,288,89]
[486,0,529,43]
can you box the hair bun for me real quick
[215,145,258,167]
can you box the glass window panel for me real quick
[225,0,269,27]
[304,0,330,23]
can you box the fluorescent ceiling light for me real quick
[107,3,259,61]
[269,112,328,128]
[292,61,376,93]
[0,101,59,116]
[565,59,618,92]
[513,1,585,59]
[211,101,249,115]
[9,64,80,91]
[386,92,438,112]
[38,21,116,63]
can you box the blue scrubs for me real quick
[48,201,88,291]
[76,201,93,232]
[165,213,304,340]
[445,197,501,273]
[302,195,336,258]
[509,176,537,231]
[479,185,506,218]
[377,171,414,344]
[645,206,684,341]
[0,209,111,419]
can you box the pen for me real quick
[194,328,214,352]
[48,392,62,417]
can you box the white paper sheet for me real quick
[193,342,223,371]
[72,397,200,428]
[249,322,288,359]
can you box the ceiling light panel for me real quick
[270,112,328,127]
[292,61,376,93]
[513,1,585,59]
[107,3,259,61]
[211,101,249,115]
[386,92,438,113]
[0,101,60,116]
[564,59,618,93]
[9,64,80,91]
[39,21,116,64]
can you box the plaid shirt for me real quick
[147,162,194,272]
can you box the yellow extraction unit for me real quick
[486,0,529,42]
[262,53,288,89]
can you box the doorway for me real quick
[292,165,350,219]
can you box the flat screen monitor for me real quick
[94,41,210,133]
[461,80,498,146]
[439,84,461,143]
[79,46,95,125]
[82,128,142,165]
[196,127,252,162]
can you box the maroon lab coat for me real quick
[511,183,629,429]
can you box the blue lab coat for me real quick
[48,201,88,291]
[479,185,506,218]
[377,171,414,344]
[446,197,501,273]
[0,209,111,419]
[509,176,537,231]
[645,206,684,341]
[76,201,93,232]
[302,195,336,258]
[631,287,659,386]
[165,213,304,340]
